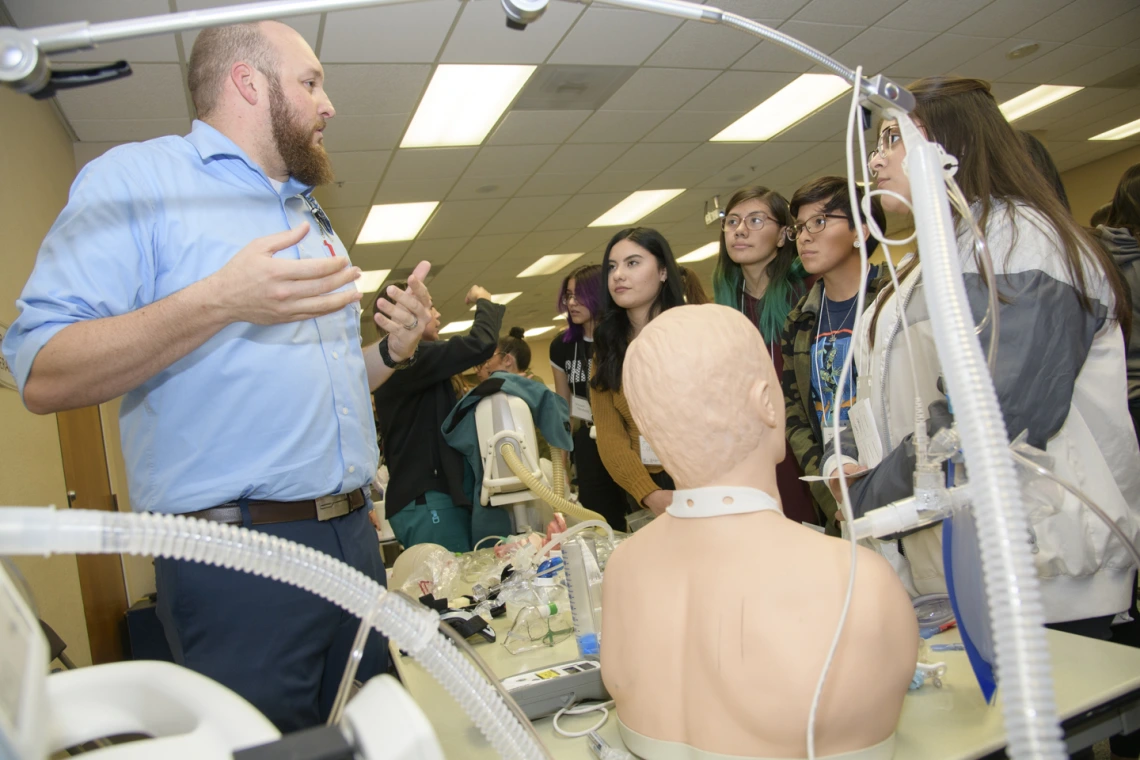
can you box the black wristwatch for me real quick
[378,336,414,370]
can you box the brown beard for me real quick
[268,74,334,187]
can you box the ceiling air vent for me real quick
[512,64,637,111]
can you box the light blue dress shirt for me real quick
[2,121,379,514]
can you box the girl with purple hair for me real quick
[549,264,628,528]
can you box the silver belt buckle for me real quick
[315,493,350,521]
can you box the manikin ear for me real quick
[748,375,779,431]
[231,62,261,107]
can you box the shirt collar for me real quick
[666,486,782,519]
[184,119,313,198]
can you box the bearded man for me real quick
[2,21,432,731]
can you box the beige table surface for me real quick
[392,616,1140,759]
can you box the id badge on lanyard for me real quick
[571,395,593,422]
[640,436,661,466]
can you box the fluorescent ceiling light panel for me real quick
[401,64,536,148]
[524,326,557,337]
[588,189,686,227]
[469,292,523,311]
[677,242,719,263]
[356,202,438,244]
[999,85,1083,122]
[355,269,391,293]
[517,253,585,278]
[711,74,850,142]
[1090,117,1140,141]
[553,314,567,320]
[439,320,474,335]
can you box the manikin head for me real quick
[188,21,336,186]
[623,305,785,492]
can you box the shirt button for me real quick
[348,465,356,474]
[342,407,349,415]
[332,351,339,359]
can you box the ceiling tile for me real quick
[732,20,864,72]
[176,2,319,53]
[322,65,431,116]
[948,0,1070,38]
[350,241,412,269]
[540,144,632,175]
[684,70,798,112]
[456,233,529,264]
[603,68,720,111]
[69,119,190,143]
[466,144,560,177]
[1011,87,1122,132]
[488,110,594,145]
[321,1,460,63]
[320,114,410,151]
[8,0,178,63]
[1054,47,1140,88]
[328,151,392,184]
[714,0,812,20]
[580,171,659,194]
[644,111,739,143]
[518,173,598,196]
[885,34,1003,80]
[608,142,699,173]
[640,188,704,225]
[955,39,1062,81]
[313,181,377,209]
[56,64,188,121]
[827,27,937,74]
[420,198,508,239]
[1017,0,1139,44]
[662,142,756,176]
[549,9,684,66]
[401,236,470,268]
[441,0,584,64]
[875,0,992,33]
[535,193,627,231]
[327,206,368,244]
[567,111,672,144]
[644,19,766,69]
[385,148,479,181]
[657,168,724,190]
[448,174,531,200]
[509,230,580,259]
[557,227,617,254]
[1073,7,1140,49]
[769,98,850,142]
[792,0,906,26]
[1003,44,1118,84]
[480,195,572,235]
[372,177,456,203]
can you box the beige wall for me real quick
[0,88,93,666]
[1062,145,1140,228]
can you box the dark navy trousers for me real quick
[154,504,388,733]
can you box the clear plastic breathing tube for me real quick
[890,110,1066,760]
[0,506,550,760]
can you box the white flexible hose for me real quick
[500,443,608,525]
[0,507,549,760]
[892,110,1065,760]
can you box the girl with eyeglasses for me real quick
[854,77,1138,636]
[779,176,885,531]
[711,187,818,527]
[550,264,629,528]
[591,227,684,518]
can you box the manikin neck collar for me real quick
[666,486,782,519]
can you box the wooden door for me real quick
[56,405,128,664]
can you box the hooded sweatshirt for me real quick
[1095,225,1140,402]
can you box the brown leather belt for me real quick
[185,488,367,526]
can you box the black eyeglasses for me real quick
[785,214,849,240]
[722,213,772,232]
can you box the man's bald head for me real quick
[188,22,282,119]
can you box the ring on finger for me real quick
[404,317,419,331]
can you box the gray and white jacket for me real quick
[848,201,1140,623]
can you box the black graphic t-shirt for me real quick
[549,332,593,402]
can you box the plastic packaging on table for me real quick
[562,535,604,656]
[502,601,574,655]
[390,543,461,600]
[625,509,655,534]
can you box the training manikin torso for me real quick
[601,305,918,760]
